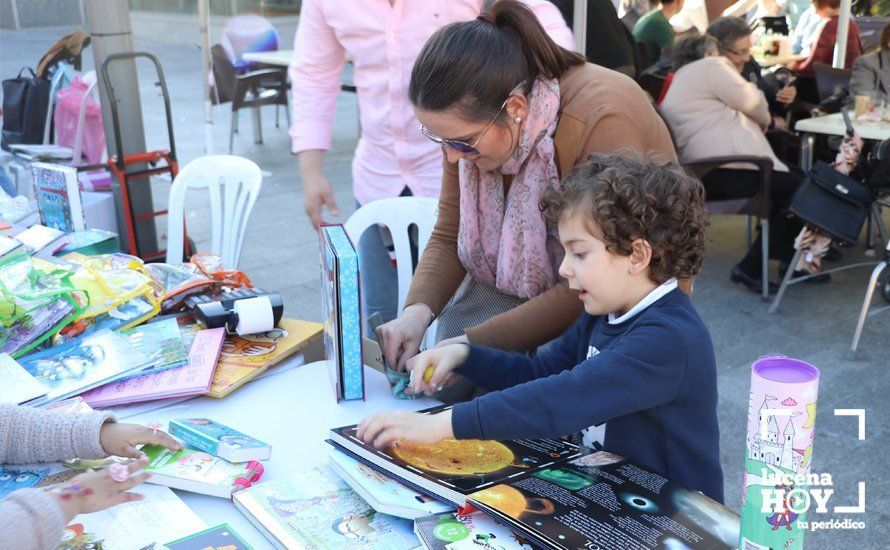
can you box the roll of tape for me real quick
[233,296,274,336]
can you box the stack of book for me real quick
[233,405,740,549]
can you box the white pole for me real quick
[573,0,587,54]
[199,0,214,154]
[832,0,852,68]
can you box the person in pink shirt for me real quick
[290,0,572,332]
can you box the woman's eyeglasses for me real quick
[419,81,526,156]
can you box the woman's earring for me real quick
[515,116,522,124]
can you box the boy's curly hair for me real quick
[540,153,708,284]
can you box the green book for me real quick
[165,523,253,550]
[141,445,261,499]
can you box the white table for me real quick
[242,50,357,94]
[123,358,436,549]
[242,50,294,67]
[795,112,890,142]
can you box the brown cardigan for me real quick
[404,63,677,351]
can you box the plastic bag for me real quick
[54,74,105,164]
[0,252,86,357]
[145,253,253,313]
[54,253,163,344]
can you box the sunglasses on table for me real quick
[419,81,526,156]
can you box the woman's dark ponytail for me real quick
[409,0,584,122]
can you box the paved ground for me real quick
[1,22,887,549]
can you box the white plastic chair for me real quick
[165,155,262,269]
[344,197,439,348]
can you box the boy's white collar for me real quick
[607,278,678,324]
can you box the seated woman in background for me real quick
[660,36,819,293]
[707,17,797,128]
[850,22,890,103]
[791,0,862,79]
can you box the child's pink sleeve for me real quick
[0,403,114,465]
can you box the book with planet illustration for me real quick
[328,405,584,507]
[468,451,740,550]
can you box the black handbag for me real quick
[1,68,50,151]
[789,161,875,244]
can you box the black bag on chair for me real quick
[1,68,50,151]
[789,161,875,244]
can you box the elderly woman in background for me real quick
[850,22,890,103]
[659,32,817,293]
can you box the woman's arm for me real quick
[709,59,771,128]
[403,157,468,316]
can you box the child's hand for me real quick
[357,410,454,449]
[405,344,470,394]
[51,457,152,522]
[99,422,181,459]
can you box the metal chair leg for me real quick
[849,260,887,358]
[761,219,770,301]
[252,106,263,144]
[745,215,753,250]
[770,247,803,313]
[275,104,280,128]
[229,111,236,154]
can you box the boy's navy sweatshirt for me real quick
[450,288,724,503]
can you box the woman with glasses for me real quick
[375,0,675,400]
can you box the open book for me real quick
[328,405,583,507]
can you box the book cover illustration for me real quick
[57,484,206,550]
[233,465,418,549]
[206,317,323,398]
[320,224,363,401]
[329,448,452,519]
[165,523,254,550]
[15,224,66,252]
[120,317,189,378]
[31,163,85,234]
[141,445,250,490]
[18,329,150,406]
[414,512,533,550]
[330,405,582,497]
[170,418,270,458]
[469,452,739,550]
[0,463,77,500]
[0,352,48,404]
[81,328,225,408]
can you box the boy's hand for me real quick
[357,410,454,449]
[99,422,181,459]
[51,457,152,522]
[406,344,470,394]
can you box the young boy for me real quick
[357,154,724,503]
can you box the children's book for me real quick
[0,352,48,404]
[120,318,190,379]
[329,447,452,520]
[18,329,151,407]
[58,228,118,256]
[15,224,66,253]
[467,451,739,550]
[81,328,225,408]
[232,464,419,549]
[31,162,85,233]
[206,317,323,398]
[169,417,271,463]
[57,484,207,550]
[0,234,22,257]
[164,523,254,550]
[414,512,533,550]
[328,405,583,507]
[320,223,364,402]
[141,444,263,499]
[0,462,76,500]
[44,395,94,413]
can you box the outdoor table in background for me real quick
[795,112,890,170]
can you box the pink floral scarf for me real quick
[457,78,563,300]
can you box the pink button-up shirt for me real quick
[289,0,573,205]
